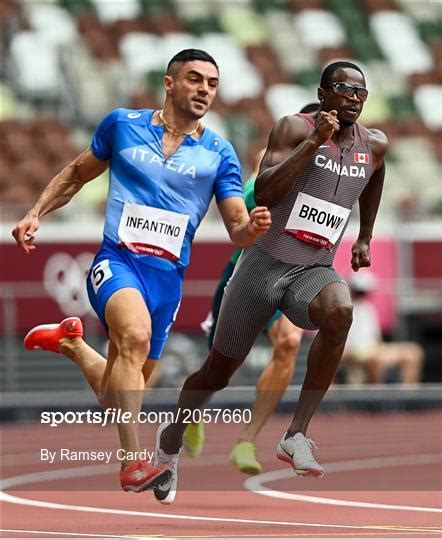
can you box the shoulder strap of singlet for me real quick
[354,121,368,139]
[294,112,315,131]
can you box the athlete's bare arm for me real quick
[12,148,108,253]
[217,197,271,248]
[351,129,388,271]
[254,111,340,208]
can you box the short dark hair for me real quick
[320,61,364,88]
[167,49,219,74]
[300,102,320,114]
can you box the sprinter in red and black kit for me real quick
[155,61,388,497]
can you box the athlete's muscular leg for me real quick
[100,287,153,467]
[58,338,159,396]
[102,341,158,409]
[142,358,161,388]
[167,248,273,454]
[57,289,153,466]
[160,348,245,454]
[287,282,352,436]
[240,317,302,443]
[58,338,111,397]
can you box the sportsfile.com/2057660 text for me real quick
[40,408,251,427]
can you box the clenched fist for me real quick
[351,239,371,271]
[312,110,340,145]
[247,206,272,238]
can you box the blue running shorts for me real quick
[87,240,182,359]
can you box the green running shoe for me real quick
[183,421,205,458]
[229,441,262,475]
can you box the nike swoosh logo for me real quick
[319,145,330,148]
[129,471,145,481]
[66,321,77,331]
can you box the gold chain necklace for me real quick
[159,110,199,137]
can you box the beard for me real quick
[340,117,355,128]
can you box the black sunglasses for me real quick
[325,82,368,102]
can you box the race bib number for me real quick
[118,203,189,261]
[285,193,351,250]
[91,259,113,293]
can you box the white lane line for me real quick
[4,453,441,493]
[0,528,137,538]
[245,453,442,513]
[1,455,441,534]
[2,491,440,534]
[2,532,438,540]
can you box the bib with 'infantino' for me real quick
[118,203,189,261]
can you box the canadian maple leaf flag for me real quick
[354,152,369,164]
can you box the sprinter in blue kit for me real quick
[13,49,271,495]
[86,105,245,359]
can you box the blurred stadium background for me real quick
[1,0,441,414]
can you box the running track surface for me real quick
[1,411,441,539]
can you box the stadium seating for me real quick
[1,0,441,223]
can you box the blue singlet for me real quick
[86,108,243,358]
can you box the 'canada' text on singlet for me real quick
[315,155,366,178]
